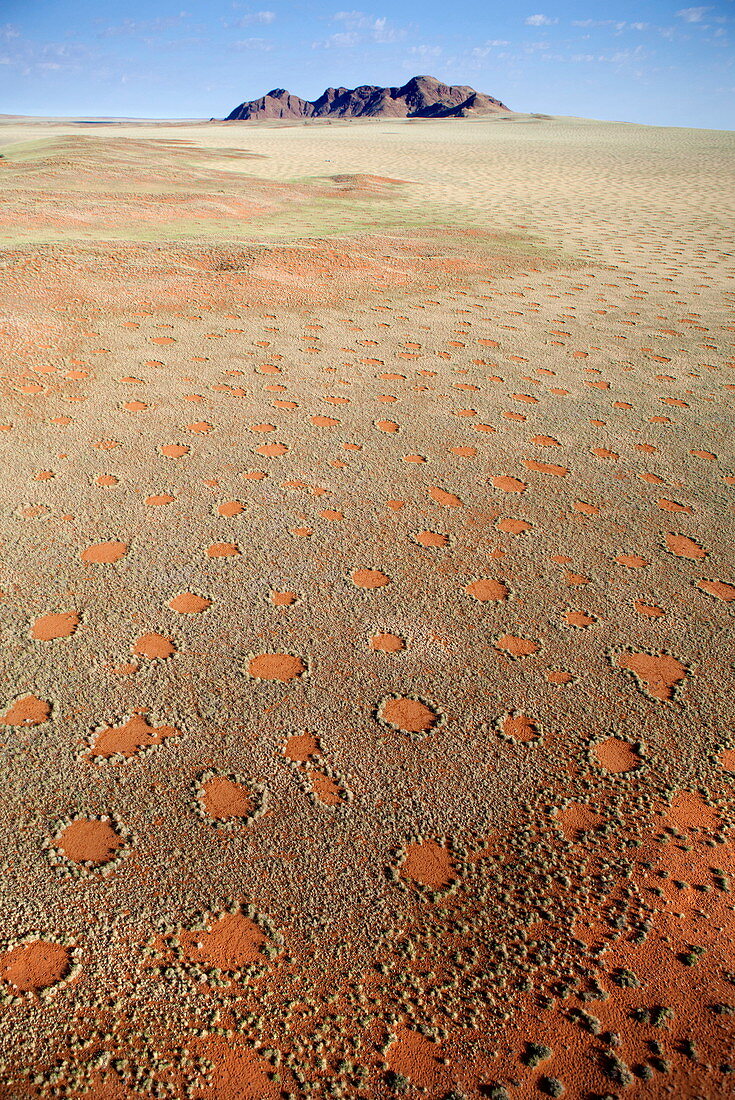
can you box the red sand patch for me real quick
[564,610,596,628]
[207,542,239,558]
[379,696,441,734]
[57,818,123,863]
[132,632,176,659]
[665,533,707,559]
[503,713,540,742]
[247,653,306,682]
[719,749,735,773]
[169,592,211,613]
[202,1040,280,1100]
[88,714,180,759]
[524,458,568,476]
[615,650,688,701]
[200,777,254,820]
[309,771,343,806]
[386,1027,449,1093]
[370,632,405,652]
[217,500,245,517]
[668,789,721,831]
[573,500,600,516]
[497,517,532,533]
[0,694,51,726]
[466,578,509,602]
[593,736,641,773]
[0,941,70,993]
[351,568,390,588]
[31,611,80,640]
[180,912,266,970]
[634,599,665,618]
[616,553,648,568]
[429,487,463,507]
[697,579,735,601]
[402,839,455,888]
[491,475,526,493]
[159,443,190,457]
[283,732,320,762]
[414,530,449,548]
[80,540,128,563]
[270,590,297,606]
[495,634,540,658]
[556,801,604,839]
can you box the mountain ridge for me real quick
[225,75,510,121]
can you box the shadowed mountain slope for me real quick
[225,74,510,121]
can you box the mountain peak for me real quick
[225,76,509,122]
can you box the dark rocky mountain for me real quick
[225,75,509,121]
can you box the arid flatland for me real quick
[0,113,734,1099]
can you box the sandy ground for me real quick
[0,114,734,1100]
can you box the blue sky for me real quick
[0,1,733,128]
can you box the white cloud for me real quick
[676,6,710,21]
[314,31,358,48]
[234,37,273,50]
[407,44,442,59]
[471,39,511,58]
[335,13,401,42]
[572,20,632,31]
[333,11,384,30]
[0,33,98,77]
[524,14,557,26]
[98,15,191,38]
[313,12,404,48]
[229,11,275,27]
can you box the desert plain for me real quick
[0,112,734,1099]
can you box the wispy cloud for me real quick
[676,7,711,22]
[315,31,358,48]
[312,11,405,49]
[97,14,192,39]
[524,14,557,27]
[0,35,99,78]
[223,11,276,29]
[233,37,273,50]
[471,39,510,59]
[333,12,402,42]
[407,44,442,60]
[572,19,649,32]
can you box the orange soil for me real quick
[56,819,123,864]
[1,122,734,1100]
[370,632,405,653]
[379,696,441,734]
[593,735,641,773]
[30,611,80,640]
[614,650,688,701]
[132,632,176,659]
[179,911,266,969]
[0,941,70,993]
[247,653,306,681]
[402,839,456,888]
[79,541,128,563]
[466,578,509,602]
[200,777,254,819]
[87,714,180,759]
